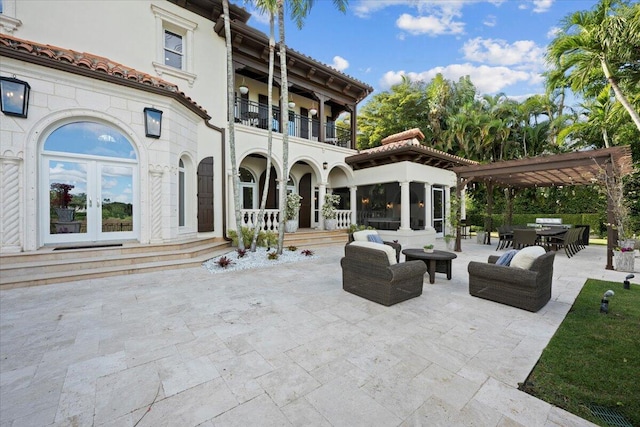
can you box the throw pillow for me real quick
[496,249,518,266]
[367,234,384,244]
[349,241,397,265]
[510,246,546,269]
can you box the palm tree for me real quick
[250,0,277,251]
[547,0,640,132]
[222,0,245,249]
[274,0,348,254]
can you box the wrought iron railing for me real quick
[234,98,351,147]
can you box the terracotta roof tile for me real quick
[381,128,425,145]
[0,33,208,117]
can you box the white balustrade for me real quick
[335,210,352,229]
[241,209,280,231]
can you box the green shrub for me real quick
[228,226,269,247]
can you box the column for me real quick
[1,157,22,252]
[318,183,326,230]
[461,185,467,220]
[400,181,411,231]
[149,168,164,244]
[349,186,357,225]
[444,185,451,235]
[424,183,432,230]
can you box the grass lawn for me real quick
[521,279,640,426]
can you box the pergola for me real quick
[452,146,634,270]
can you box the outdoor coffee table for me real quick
[402,249,457,284]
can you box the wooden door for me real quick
[197,157,214,232]
[299,173,311,227]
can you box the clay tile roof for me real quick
[0,33,209,119]
[381,128,425,145]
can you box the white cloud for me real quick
[396,13,465,36]
[483,14,497,27]
[354,0,505,19]
[380,64,540,94]
[247,7,270,26]
[547,26,561,39]
[331,56,349,71]
[532,0,554,13]
[462,37,545,68]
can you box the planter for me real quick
[614,251,635,272]
[284,219,298,233]
[324,218,337,231]
[476,231,486,244]
[445,240,455,251]
[55,207,75,222]
[423,248,434,253]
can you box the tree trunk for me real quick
[276,0,288,255]
[602,58,640,133]
[222,0,244,249]
[250,10,276,251]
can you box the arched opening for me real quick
[41,121,138,244]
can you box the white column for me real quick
[400,181,411,231]
[349,186,357,225]
[318,183,326,230]
[150,168,164,244]
[1,157,22,253]
[461,184,467,220]
[444,185,451,235]
[424,183,432,230]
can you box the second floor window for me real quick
[164,30,183,69]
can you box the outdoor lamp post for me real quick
[144,107,163,138]
[0,76,31,118]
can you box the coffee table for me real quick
[402,249,457,284]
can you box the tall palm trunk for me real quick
[276,0,289,254]
[250,10,276,251]
[222,0,244,249]
[601,58,640,132]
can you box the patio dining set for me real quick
[496,225,588,258]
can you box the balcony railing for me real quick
[240,208,352,231]
[234,98,351,147]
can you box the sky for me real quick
[244,0,599,105]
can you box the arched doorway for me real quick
[41,121,138,244]
[197,157,214,232]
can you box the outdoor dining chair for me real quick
[512,228,538,249]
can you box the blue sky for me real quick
[245,0,598,104]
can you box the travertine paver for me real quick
[1,240,631,426]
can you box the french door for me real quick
[43,155,137,244]
[432,186,444,235]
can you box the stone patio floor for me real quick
[1,239,635,426]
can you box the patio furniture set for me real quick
[341,230,556,312]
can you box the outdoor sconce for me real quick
[322,161,328,170]
[624,274,634,290]
[386,202,393,209]
[0,76,31,118]
[144,107,163,138]
[419,200,424,208]
[361,197,370,205]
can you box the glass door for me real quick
[47,159,89,240]
[99,163,135,239]
[432,186,444,235]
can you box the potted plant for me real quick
[423,244,434,253]
[284,193,302,233]
[614,246,635,273]
[322,193,340,230]
[51,182,75,222]
[444,234,455,251]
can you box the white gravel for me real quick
[202,247,313,274]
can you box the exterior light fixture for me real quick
[239,77,249,95]
[288,94,295,109]
[386,202,393,209]
[322,161,328,170]
[624,274,634,290]
[600,289,614,313]
[309,102,317,116]
[0,76,31,118]
[144,107,163,138]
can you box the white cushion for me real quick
[510,246,546,269]
[352,230,378,242]
[349,241,397,265]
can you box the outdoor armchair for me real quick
[341,242,427,306]
[468,251,556,312]
[349,230,401,262]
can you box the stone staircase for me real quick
[0,230,348,289]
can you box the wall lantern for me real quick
[144,107,163,138]
[0,76,31,118]
[386,202,393,209]
[322,161,328,170]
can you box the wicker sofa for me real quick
[341,242,427,306]
[468,251,556,312]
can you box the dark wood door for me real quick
[197,157,214,232]
[259,166,278,209]
[299,173,311,227]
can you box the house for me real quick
[0,0,475,256]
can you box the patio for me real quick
[0,240,632,426]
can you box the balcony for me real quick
[234,98,351,148]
